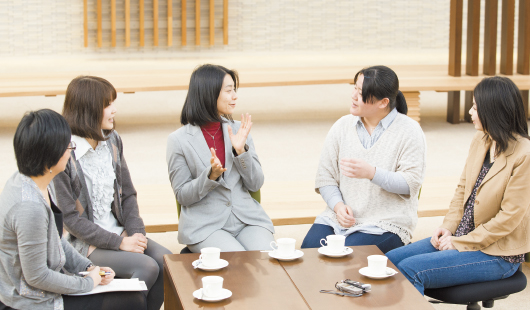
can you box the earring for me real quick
[49,169,52,174]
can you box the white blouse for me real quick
[71,135,124,236]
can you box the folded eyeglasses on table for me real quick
[320,279,372,297]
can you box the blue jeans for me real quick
[301,223,404,253]
[386,237,520,295]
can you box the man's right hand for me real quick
[333,202,356,228]
[119,233,147,253]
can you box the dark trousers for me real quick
[301,223,404,254]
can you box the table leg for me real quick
[522,90,529,119]
[163,265,183,310]
[447,91,461,124]
[464,91,473,122]
[403,91,421,123]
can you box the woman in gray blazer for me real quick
[167,64,274,252]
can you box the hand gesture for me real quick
[209,148,227,180]
[119,233,147,253]
[86,266,102,288]
[334,202,356,228]
[430,227,452,250]
[438,235,456,251]
[340,158,376,180]
[228,113,252,155]
[99,267,115,286]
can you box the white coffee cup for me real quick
[201,276,224,298]
[199,247,221,267]
[367,255,388,276]
[320,234,346,254]
[270,238,296,257]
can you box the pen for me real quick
[78,271,112,276]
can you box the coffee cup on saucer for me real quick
[270,238,296,257]
[320,234,346,254]
[367,255,388,276]
[199,247,221,267]
[201,276,224,298]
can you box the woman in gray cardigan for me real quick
[0,109,146,310]
[167,64,274,252]
[52,76,171,310]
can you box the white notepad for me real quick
[67,278,148,296]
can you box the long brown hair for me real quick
[63,76,117,141]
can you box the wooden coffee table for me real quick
[280,245,434,310]
[163,246,434,309]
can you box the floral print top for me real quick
[455,152,524,263]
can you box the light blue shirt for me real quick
[317,108,410,235]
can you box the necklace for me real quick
[203,124,221,151]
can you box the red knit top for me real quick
[201,122,225,167]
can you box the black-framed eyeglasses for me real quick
[67,141,76,151]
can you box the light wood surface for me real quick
[97,0,102,47]
[125,0,131,47]
[182,0,187,45]
[195,0,200,45]
[501,0,515,75]
[83,0,88,47]
[209,0,214,46]
[168,0,173,46]
[280,246,434,310]
[139,0,145,46]
[163,251,311,310]
[111,0,117,47]
[223,0,228,45]
[153,0,159,46]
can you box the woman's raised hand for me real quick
[209,148,227,180]
[334,202,356,228]
[228,113,252,155]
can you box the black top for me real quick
[49,193,63,238]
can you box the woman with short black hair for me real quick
[301,65,426,253]
[0,109,146,310]
[167,64,274,252]
[54,76,171,310]
[387,76,530,295]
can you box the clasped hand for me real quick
[334,202,356,228]
[119,232,148,254]
[430,227,456,251]
[340,158,376,180]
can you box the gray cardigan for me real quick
[53,131,146,257]
[166,120,274,245]
[0,172,93,310]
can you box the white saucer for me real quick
[268,250,304,261]
[192,259,229,271]
[318,246,353,257]
[359,267,398,279]
[193,288,232,302]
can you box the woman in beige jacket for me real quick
[387,76,530,295]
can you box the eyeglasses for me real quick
[67,141,76,151]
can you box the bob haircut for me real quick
[353,65,408,115]
[63,75,117,141]
[14,109,71,177]
[474,76,530,156]
[180,64,239,126]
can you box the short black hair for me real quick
[474,76,530,156]
[63,76,117,141]
[180,64,238,126]
[353,65,408,115]
[14,109,71,177]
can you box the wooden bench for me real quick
[1,64,529,124]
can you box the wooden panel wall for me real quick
[182,0,187,45]
[196,0,201,45]
[168,1,173,46]
[448,0,463,77]
[501,0,515,74]
[483,0,498,75]
[466,0,481,76]
[518,0,530,74]
[153,0,159,46]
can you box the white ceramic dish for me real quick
[358,267,398,279]
[268,249,304,261]
[192,259,229,271]
[318,246,353,257]
[193,288,232,302]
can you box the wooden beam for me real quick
[83,0,88,47]
[223,0,228,44]
[125,0,130,47]
[449,0,463,76]
[168,0,173,46]
[97,0,102,47]
[209,0,214,46]
[111,0,116,47]
[196,0,201,45]
[447,91,461,124]
[140,0,145,47]
[466,0,481,76]
[501,0,515,75]
[154,0,159,46]
[517,0,530,74]
[483,0,498,75]
[182,0,187,45]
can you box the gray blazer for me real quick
[166,120,274,245]
[0,172,93,310]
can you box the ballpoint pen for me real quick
[78,271,112,276]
